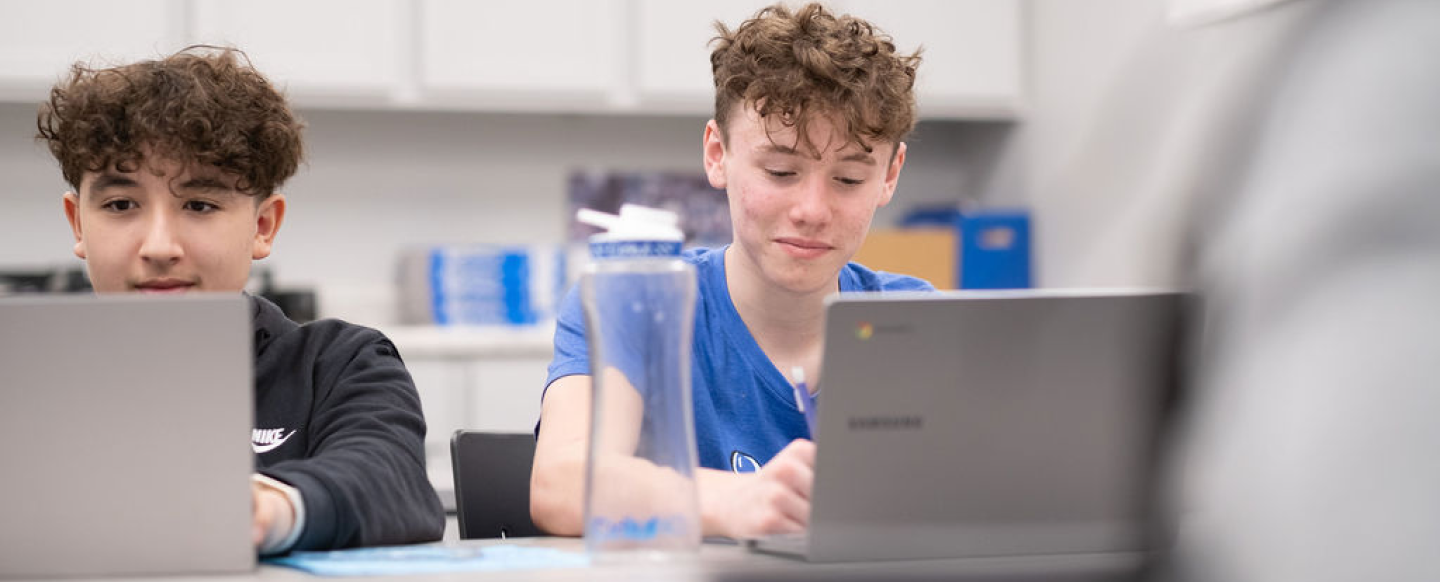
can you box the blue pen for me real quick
[791,366,818,439]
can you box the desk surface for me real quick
[21,537,1143,582]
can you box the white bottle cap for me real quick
[576,204,684,243]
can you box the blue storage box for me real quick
[901,208,1032,289]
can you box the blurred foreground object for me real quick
[1171,1,1440,581]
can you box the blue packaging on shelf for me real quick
[400,245,566,326]
[901,207,1032,289]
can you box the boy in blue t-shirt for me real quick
[532,2,930,539]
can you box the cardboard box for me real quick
[852,228,958,290]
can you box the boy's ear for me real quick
[63,191,86,259]
[877,142,907,208]
[702,120,728,191]
[251,194,286,260]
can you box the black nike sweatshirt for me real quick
[249,294,444,551]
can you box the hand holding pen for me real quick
[791,366,818,439]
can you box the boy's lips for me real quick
[775,237,833,259]
[135,279,196,293]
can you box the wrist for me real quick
[252,473,304,554]
[696,468,739,538]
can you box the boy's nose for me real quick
[139,213,184,265]
[788,176,832,227]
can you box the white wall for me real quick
[1014,0,1306,288]
[0,102,1009,323]
[0,104,75,268]
[1007,0,1188,287]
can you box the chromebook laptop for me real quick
[749,289,1185,563]
[0,294,255,578]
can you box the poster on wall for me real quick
[567,170,732,247]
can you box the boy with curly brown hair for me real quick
[532,3,932,539]
[36,46,444,554]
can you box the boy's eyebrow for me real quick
[177,176,234,191]
[757,143,877,165]
[838,151,878,165]
[89,173,137,191]
[756,144,801,157]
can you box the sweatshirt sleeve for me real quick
[259,328,444,551]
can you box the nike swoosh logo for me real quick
[252,430,296,454]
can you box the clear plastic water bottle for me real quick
[576,204,701,558]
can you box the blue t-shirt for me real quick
[544,246,934,473]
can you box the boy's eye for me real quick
[183,200,219,213]
[836,177,865,186]
[765,169,797,178]
[101,199,135,212]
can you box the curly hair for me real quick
[710,2,921,157]
[36,45,304,197]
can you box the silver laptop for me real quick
[0,294,256,578]
[750,289,1184,563]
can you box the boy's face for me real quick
[703,106,906,293]
[62,155,285,294]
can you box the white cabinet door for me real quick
[635,0,1021,119]
[407,360,470,471]
[0,0,186,101]
[191,0,403,102]
[633,0,769,114]
[466,358,550,434]
[842,0,1022,118]
[418,0,625,111]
